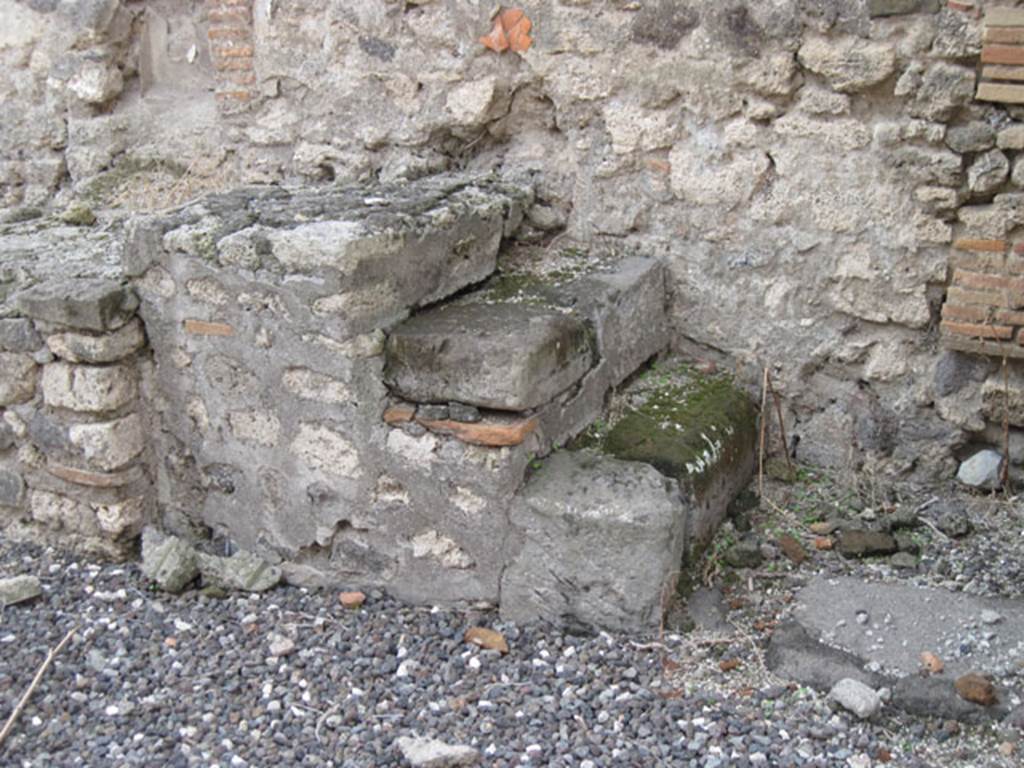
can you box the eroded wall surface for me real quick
[4,0,1024,481]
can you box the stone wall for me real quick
[0,261,151,558]
[5,0,1024,483]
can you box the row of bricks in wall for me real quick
[207,0,253,103]
[943,238,1024,344]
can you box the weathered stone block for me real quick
[797,36,896,93]
[29,490,100,536]
[46,317,146,363]
[197,550,281,592]
[0,469,25,507]
[0,319,42,352]
[384,303,594,411]
[68,414,145,471]
[599,366,758,552]
[15,278,139,332]
[290,422,362,478]
[95,495,146,538]
[141,528,200,594]
[0,575,42,607]
[501,451,686,631]
[42,362,136,412]
[0,353,37,405]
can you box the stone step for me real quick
[384,302,595,412]
[501,360,756,630]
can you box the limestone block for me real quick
[500,451,686,631]
[0,469,25,507]
[0,319,41,352]
[797,36,896,93]
[669,147,771,207]
[46,318,146,363]
[998,124,1024,150]
[141,528,199,593]
[228,410,281,447]
[967,150,1009,195]
[15,278,139,332]
[67,61,124,105]
[0,353,36,405]
[0,575,41,607]
[384,303,594,411]
[282,368,352,404]
[290,422,362,478]
[907,64,976,121]
[29,490,100,536]
[68,414,145,471]
[42,362,136,413]
[946,122,996,154]
[197,550,281,592]
[95,495,145,538]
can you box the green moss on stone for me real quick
[60,205,97,227]
[600,367,757,498]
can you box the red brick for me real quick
[948,0,975,12]
[954,238,1007,253]
[982,45,1024,66]
[184,319,235,336]
[215,90,254,102]
[383,405,415,424]
[951,253,1003,273]
[214,57,255,72]
[222,71,256,86]
[943,335,1024,359]
[940,320,1014,340]
[954,269,1024,294]
[417,415,539,447]
[947,286,1008,307]
[210,43,254,57]
[998,309,1024,325]
[208,0,251,7]
[209,8,252,24]
[942,303,992,323]
[208,27,251,39]
[984,29,1024,47]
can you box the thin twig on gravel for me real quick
[314,704,340,745]
[0,625,78,749]
[758,367,769,498]
[919,516,951,542]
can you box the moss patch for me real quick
[596,364,757,498]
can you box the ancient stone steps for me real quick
[1,173,758,632]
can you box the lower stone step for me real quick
[501,360,757,630]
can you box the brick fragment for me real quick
[211,44,254,58]
[942,303,991,323]
[983,65,1024,82]
[214,57,255,72]
[47,463,141,488]
[984,27,1024,44]
[986,7,1024,27]
[977,82,1024,104]
[183,319,235,337]
[383,405,416,425]
[417,415,539,447]
[953,238,1007,252]
[940,320,1014,340]
[208,27,251,39]
[953,269,1024,294]
[946,286,1009,308]
[943,335,1024,359]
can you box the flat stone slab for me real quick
[500,450,686,632]
[792,576,1024,680]
[384,303,594,411]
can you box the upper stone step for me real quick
[384,302,595,411]
[126,174,533,339]
[383,244,668,418]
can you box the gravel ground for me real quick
[1,476,1022,767]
